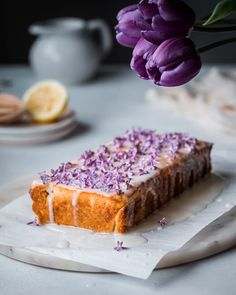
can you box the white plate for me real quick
[0,121,77,144]
[0,111,76,136]
[0,110,78,144]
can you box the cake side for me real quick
[30,184,127,232]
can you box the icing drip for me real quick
[152,179,159,208]
[72,191,80,226]
[141,187,147,208]
[128,201,135,226]
[47,183,54,223]
[148,188,157,207]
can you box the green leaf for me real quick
[203,0,236,26]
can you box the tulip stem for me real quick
[194,25,236,32]
[198,37,236,53]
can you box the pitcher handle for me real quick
[87,19,113,58]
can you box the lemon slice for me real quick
[23,80,68,123]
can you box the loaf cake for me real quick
[29,128,212,233]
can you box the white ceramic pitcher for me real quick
[29,18,112,84]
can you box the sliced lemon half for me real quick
[23,80,68,123]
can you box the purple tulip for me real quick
[115,0,195,47]
[115,5,144,48]
[130,37,158,79]
[145,37,201,87]
[138,0,196,44]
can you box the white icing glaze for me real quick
[128,202,135,226]
[130,171,157,187]
[72,191,81,226]
[72,191,80,206]
[45,224,148,248]
[47,183,54,223]
[89,197,95,208]
[153,194,158,208]
[149,188,157,206]
[35,131,206,204]
[36,146,201,199]
[58,184,116,198]
[141,188,147,208]
[30,180,41,189]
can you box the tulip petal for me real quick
[117,7,144,38]
[118,21,141,38]
[141,30,168,44]
[131,37,159,79]
[146,55,162,82]
[145,37,201,87]
[146,65,162,83]
[157,0,195,26]
[117,4,138,21]
[116,32,139,48]
[159,56,201,86]
[152,15,191,37]
[116,5,144,48]
[136,19,152,31]
[130,55,149,79]
[138,0,159,19]
[118,7,143,24]
[154,37,196,67]
[133,37,158,57]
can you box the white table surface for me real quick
[0,65,236,295]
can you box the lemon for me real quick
[23,80,68,123]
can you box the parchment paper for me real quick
[0,157,235,279]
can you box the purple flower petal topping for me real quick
[39,129,198,194]
[159,217,168,227]
[114,241,129,251]
[27,217,40,226]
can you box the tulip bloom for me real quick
[115,5,143,48]
[138,0,196,44]
[115,0,201,87]
[130,37,158,79]
[115,0,195,48]
[146,37,201,86]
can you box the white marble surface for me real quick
[0,65,236,294]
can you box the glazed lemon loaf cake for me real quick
[29,128,212,233]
